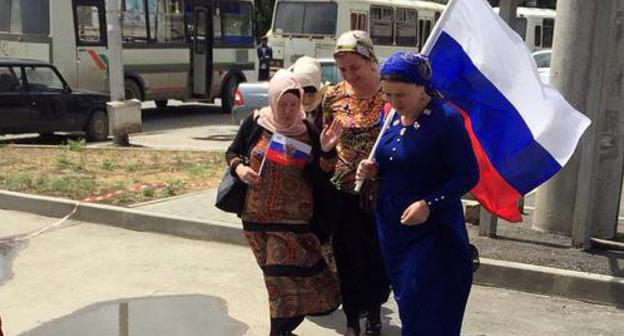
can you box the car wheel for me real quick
[124,79,143,101]
[221,76,241,114]
[85,110,109,142]
[155,100,168,108]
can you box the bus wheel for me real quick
[155,100,168,108]
[85,110,109,142]
[124,79,143,101]
[221,76,240,114]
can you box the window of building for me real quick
[396,8,417,46]
[534,25,542,47]
[370,6,393,45]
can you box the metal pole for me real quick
[478,0,519,238]
[106,0,129,146]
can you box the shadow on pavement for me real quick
[19,295,248,336]
[306,306,401,335]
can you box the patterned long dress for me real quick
[321,81,390,329]
[240,127,340,335]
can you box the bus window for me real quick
[434,11,440,23]
[149,0,186,43]
[516,17,527,40]
[219,1,253,46]
[75,5,105,45]
[370,6,393,45]
[302,3,337,35]
[3,0,49,35]
[418,19,432,49]
[274,2,337,36]
[542,18,554,48]
[0,0,9,32]
[396,8,417,46]
[534,24,542,47]
[358,14,367,31]
[122,0,148,42]
[194,8,206,54]
[351,13,368,31]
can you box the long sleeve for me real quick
[423,112,479,212]
[225,115,256,172]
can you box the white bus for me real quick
[495,6,556,52]
[0,0,256,113]
[267,0,446,69]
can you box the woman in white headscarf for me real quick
[292,56,326,130]
[225,70,344,336]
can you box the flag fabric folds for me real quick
[265,133,312,169]
[422,0,591,222]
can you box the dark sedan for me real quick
[0,58,109,141]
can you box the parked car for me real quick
[532,49,551,84]
[0,58,109,141]
[231,58,341,124]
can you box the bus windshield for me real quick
[273,2,337,35]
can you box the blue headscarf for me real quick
[380,50,432,86]
[381,50,442,98]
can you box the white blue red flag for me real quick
[265,133,312,169]
[423,0,591,222]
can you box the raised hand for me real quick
[320,118,344,152]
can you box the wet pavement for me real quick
[20,295,247,336]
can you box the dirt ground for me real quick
[0,145,225,206]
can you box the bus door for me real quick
[189,1,213,97]
[73,0,109,93]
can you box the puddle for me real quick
[0,242,18,283]
[20,295,248,336]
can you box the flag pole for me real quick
[353,0,458,193]
[354,109,396,192]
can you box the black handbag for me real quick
[215,167,247,216]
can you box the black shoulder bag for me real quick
[215,164,247,216]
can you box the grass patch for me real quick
[0,147,225,206]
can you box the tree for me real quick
[255,0,275,41]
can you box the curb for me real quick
[0,190,246,246]
[2,190,623,306]
[475,258,624,307]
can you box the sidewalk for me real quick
[135,188,624,279]
[2,209,624,336]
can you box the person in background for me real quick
[322,31,390,336]
[226,70,344,336]
[291,56,326,130]
[257,36,273,81]
[356,51,479,336]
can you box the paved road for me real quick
[1,209,623,336]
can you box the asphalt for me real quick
[2,209,624,336]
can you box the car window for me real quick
[533,52,551,68]
[0,66,24,92]
[25,66,64,92]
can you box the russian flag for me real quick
[423,0,591,222]
[265,133,312,169]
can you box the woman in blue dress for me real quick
[356,51,479,335]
